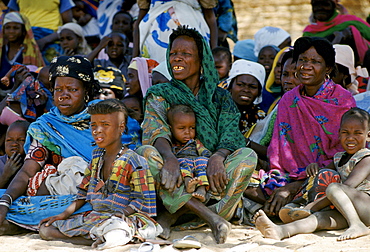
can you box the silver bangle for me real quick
[0,202,10,208]
[2,194,12,205]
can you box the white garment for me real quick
[45,156,88,195]
[254,26,290,57]
[139,0,210,63]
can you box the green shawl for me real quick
[144,29,245,152]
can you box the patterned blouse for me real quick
[77,148,157,217]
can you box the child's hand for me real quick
[99,36,112,49]
[63,48,75,56]
[3,153,23,178]
[306,163,320,177]
[39,213,68,227]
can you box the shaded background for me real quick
[233,0,370,43]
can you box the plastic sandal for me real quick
[173,235,201,249]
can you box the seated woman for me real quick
[0,12,44,98]
[138,26,257,244]
[0,55,101,234]
[245,37,356,218]
[125,57,159,100]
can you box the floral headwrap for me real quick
[49,56,100,101]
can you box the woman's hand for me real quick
[160,156,182,193]
[263,186,294,216]
[306,163,319,177]
[263,180,304,216]
[207,154,227,194]
[39,212,68,228]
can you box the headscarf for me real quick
[49,55,100,101]
[93,66,125,90]
[152,61,171,81]
[333,44,369,92]
[128,57,159,97]
[0,12,44,67]
[265,46,292,93]
[58,22,92,55]
[254,26,290,57]
[145,27,245,152]
[227,59,266,104]
[233,39,257,62]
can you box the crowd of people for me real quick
[0,0,370,249]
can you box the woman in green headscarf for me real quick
[137,26,257,244]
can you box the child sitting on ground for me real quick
[212,47,232,89]
[39,99,160,248]
[254,107,370,241]
[0,120,30,188]
[167,104,211,202]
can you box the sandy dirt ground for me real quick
[1,223,370,252]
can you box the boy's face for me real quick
[170,113,196,145]
[112,13,132,35]
[214,55,231,80]
[90,112,125,149]
[5,125,27,157]
[122,97,143,123]
[106,34,126,60]
[339,117,370,155]
[258,47,277,77]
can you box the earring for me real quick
[294,72,298,79]
[325,73,330,80]
[84,95,89,103]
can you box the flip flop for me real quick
[130,242,160,252]
[173,235,201,249]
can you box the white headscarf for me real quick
[3,12,24,26]
[254,26,290,57]
[334,44,369,94]
[58,22,91,55]
[227,59,266,104]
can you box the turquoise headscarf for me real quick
[145,27,245,152]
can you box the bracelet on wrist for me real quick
[2,194,12,205]
[0,202,10,208]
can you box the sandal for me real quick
[130,242,160,252]
[173,235,201,249]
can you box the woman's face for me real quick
[230,74,260,106]
[106,34,126,60]
[54,77,86,116]
[60,29,80,53]
[169,36,201,87]
[281,58,299,93]
[273,52,285,85]
[112,13,132,35]
[3,22,24,43]
[125,68,140,95]
[296,46,331,88]
[99,88,116,100]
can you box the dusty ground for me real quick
[1,224,370,252]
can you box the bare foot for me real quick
[186,177,201,193]
[337,223,370,241]
[209,216,231,244]
[254,210,284,240]
[192,186,206,202]
[156,210,179,239]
